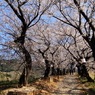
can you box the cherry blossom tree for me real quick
[0,0,52,86]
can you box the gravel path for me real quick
[50,73,87,95]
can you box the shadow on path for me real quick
[87,88,95,95]
[51,73,87,95]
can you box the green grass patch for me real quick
[80,77,88,83]
[0,80,18,91]
[80,76,95,92]
[0,71,20,81]
[87,82,95,91]
[0,71,20,92]
[89,72,95,80]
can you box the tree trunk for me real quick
[44,60,50,78]
[90,40,95,61]
[51,66,56,75]
[63,69,66,75]
[18,45,32,87]
[51,62,56,75]
[77,63,94,82]
[57,68,60,75]
[18,68,26,87]
[77,66,81,76]
[81,64,94,82]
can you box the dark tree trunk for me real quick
[63,69,66,75]
[14,24,32,87]
[18,68,26,87]
[81,64,94,82]
[44,60,50,78]
[57,68,60,75]
[77,64,83,77]
[17,45,32,87]
[77,63,94,82]
[92,47,95,61]
[90,37,95,60]
[51,65,56,75]
[60,70,62,75]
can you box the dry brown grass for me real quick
[31,75,64,94]
[1,75,64,95]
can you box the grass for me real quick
[80,72,95,93]
[80,77,87,83]
[88,72,95,91]
[0,71,20,91]
[0,71,20,81]
[0,71,43,92]
[0,80,18,91]
[89,82,95,90]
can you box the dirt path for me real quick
[50,73,87,95]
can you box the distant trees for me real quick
[0,59,18,72]
[55,23,94,81]
[32,23,58,77]
[30,22,67,77]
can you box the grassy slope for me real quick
[80,72,95,94]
